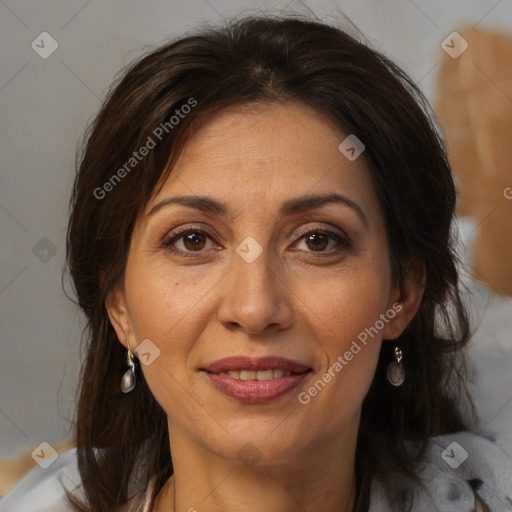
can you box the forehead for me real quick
[147,102,376,215]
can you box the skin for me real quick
[107,102,424,512]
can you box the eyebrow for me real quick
[148,192,368,228]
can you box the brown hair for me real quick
[66,14,472,511]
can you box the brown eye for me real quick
[163,229,216,257]
[182,232,207,251]
[304,232,329,251]
[295,229,350,254]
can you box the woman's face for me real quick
[108,102,408,466]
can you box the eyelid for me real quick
[162,221,351,257]
[292,222,351,243]
[162,222,349,243]
[290,228,351,254]
[164,223,215,239]
[161,224,218,247]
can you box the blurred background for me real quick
[1,0,511,494]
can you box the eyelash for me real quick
[162,225,351,258]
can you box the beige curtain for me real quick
[437,27,512,297]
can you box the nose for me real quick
[217,247,294,335]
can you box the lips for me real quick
[201,356,312,404]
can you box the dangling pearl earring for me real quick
[121,340,136,393]
[387,343,405,387]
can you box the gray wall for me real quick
[1,0,511,458]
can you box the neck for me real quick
[154,421,360,512]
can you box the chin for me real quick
[198,415,322,467]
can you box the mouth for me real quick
[201,356,312,404]
[212,368,300,380]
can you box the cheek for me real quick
[125,266,212,423]
[124,256,221,340]
[295,264,389,411]
[300,263,390,351]
[123,260,223,394]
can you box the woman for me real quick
[2,14,511,512]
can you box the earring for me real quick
[121,340,136,393]
[387,343,405,387]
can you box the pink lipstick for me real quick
[201,356,311,404]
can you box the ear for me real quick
[382,257,426,340]
[105,284,137,350]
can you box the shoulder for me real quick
[369,431,512,511]
[0,447,159,512]
[0,448,82,512]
